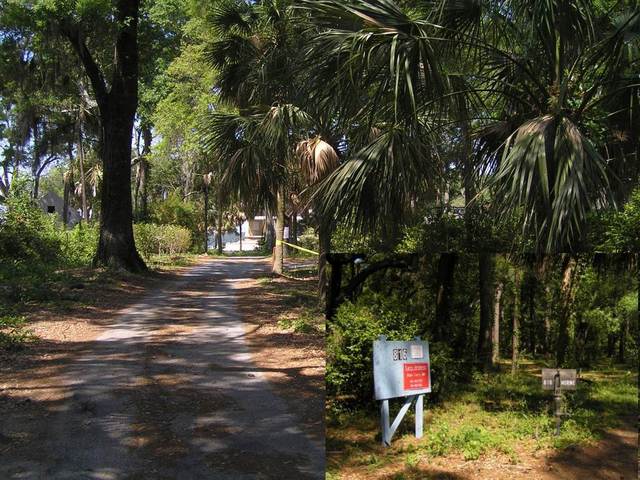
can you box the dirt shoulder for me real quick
[0,258,199,404]
[234,258,325,443]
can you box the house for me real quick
[38,191,82,227]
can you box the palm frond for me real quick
[296,137,340,185]
[488,115,615,251]
[312,123,437,233]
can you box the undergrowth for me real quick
[327,367,637,473]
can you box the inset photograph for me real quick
[326,253,638,480]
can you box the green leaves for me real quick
[313,123,436,233]
[490,115,614,251]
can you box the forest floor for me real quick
[327,362,638,480]
[0,256,324,479]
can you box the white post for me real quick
[415,394,424,439]
[380,399,390,446]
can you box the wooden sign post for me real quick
[373,336,431,446]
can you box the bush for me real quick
[0,194,61,264]
[297,227,319,255]
[150,192,200,247]
[134,223,192,258]
[60,223,99,266]
[327,300,420,404]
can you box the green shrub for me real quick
[134,223,192,259]
[60,223,99,266]
[327,300,420,404]
[297,227,319,255]
[0,194,61,264]
[150,192,200,246]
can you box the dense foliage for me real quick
[327,253,638,408]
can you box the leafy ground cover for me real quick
[0,254,199,352]
[327,361,638,479]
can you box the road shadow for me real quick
[1,258,323,479]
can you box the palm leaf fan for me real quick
[296,137,340,185]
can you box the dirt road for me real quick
[1,258,324,479]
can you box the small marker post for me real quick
[415,394,424,439]
[380,399,390,446]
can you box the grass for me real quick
[277,310,325,334]
[145,253,200,269]
[0,253,197,352]
[0,314,36,350]
[207,250,269,257]
[327,364,638,477]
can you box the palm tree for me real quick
[475,1,640,251]
[302,0,639,252]
[201,0,341,275]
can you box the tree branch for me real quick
[59,21,109,113]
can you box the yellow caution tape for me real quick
[275,239,319,256]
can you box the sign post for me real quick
[541,368,577,435]
[373,336,431,446]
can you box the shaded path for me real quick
[1,258,324,479]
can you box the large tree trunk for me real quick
[492,280,503,365]
[63,0,145,271]
[95,112,145,270]
[555,255,577,366]
[512,269,521,374]
[273,186,285,274]
[477,253,495,371]
[435,253,457,342]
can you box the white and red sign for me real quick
[403,363,430,390]
[373,338,431,400]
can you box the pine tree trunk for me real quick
[555,255,576,366]
[478,253,495,371]
[273,186,285,274]
[492,281,503,365]
[435,253,457,342]
[512,269,521,374]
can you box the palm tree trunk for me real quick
[203,186,209,253]
[133,131,150,222]
[435,252,457,341]
[63,142,74,228]
[273,186,285,274]
[217,190,224,254]
[617,316,627,363]
[77,120,88,222]
[290,211,298,245]
[318,219,332,299]
[492,280,503,365]
[555,255,577,366]
[512,269,521,374]
[478,253,496,371]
